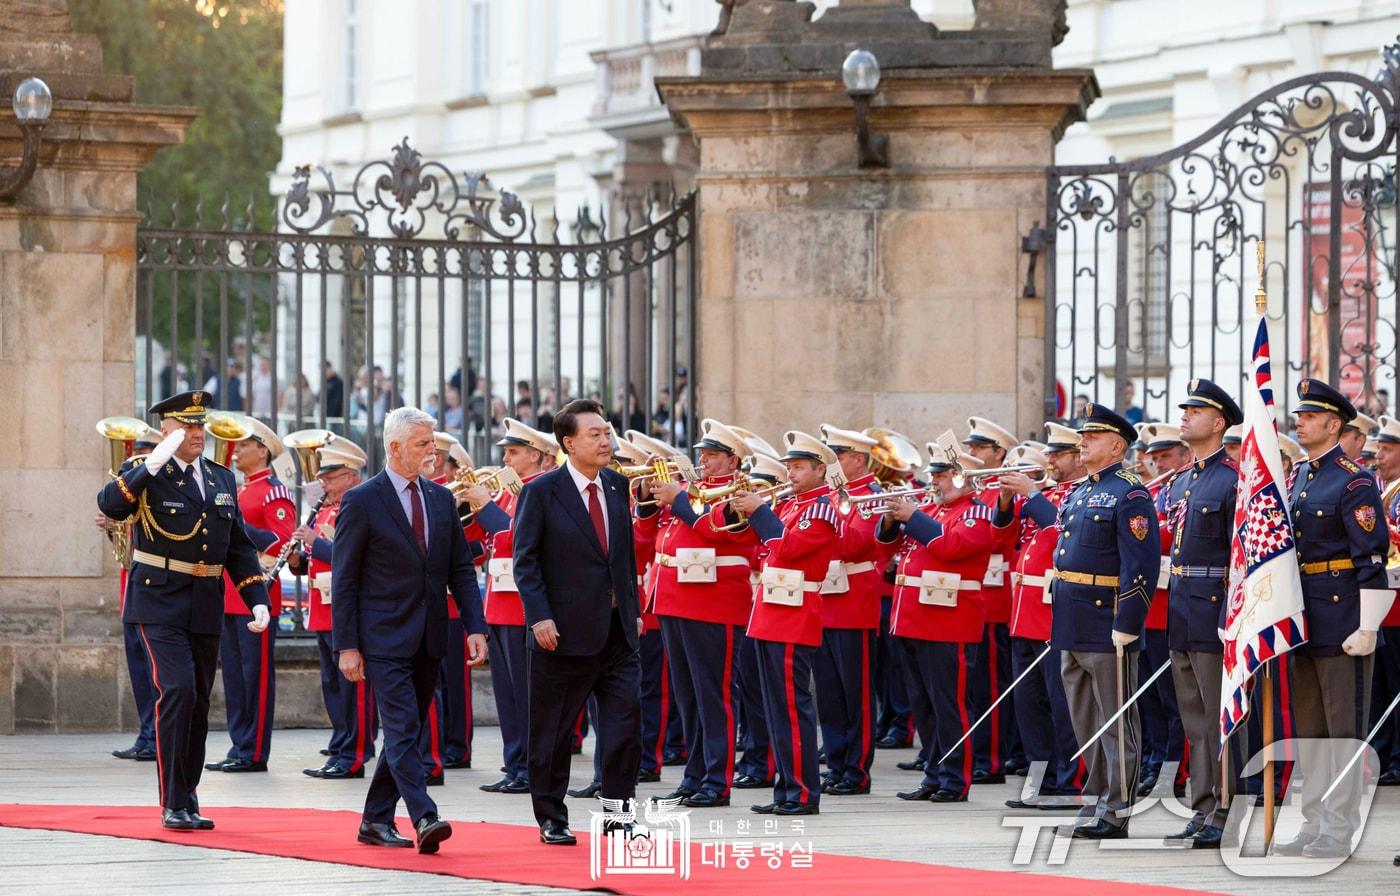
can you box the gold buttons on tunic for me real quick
[1333,595,1340,603]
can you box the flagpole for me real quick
[1255,238,1277,850]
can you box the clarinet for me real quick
[264,493,329,584]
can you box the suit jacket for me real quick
[97,455,268,636]
[331,469,486,659]
[512,465,641,657]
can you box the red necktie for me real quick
[587,482,609,554]
[406,479,428,555]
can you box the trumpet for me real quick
[630,456,699,507]
[206,411,255,467]
[952,464,1049,489]
[450,465,525,518]
[836,486,931,515]
[710,480,794,531]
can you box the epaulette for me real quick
[1115,469,1142,487]
[1336,455,1362,474]
[205,457,231,471]
[798,500,839,529]
[264,484,293,506]
[965,504,995,522]
[1222,455,1240,472]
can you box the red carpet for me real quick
[0,804,1215,895]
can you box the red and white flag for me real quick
[1221,318,1308,740]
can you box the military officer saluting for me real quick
[96,391,271,831]
[1161,378,1243,850]
[1052,402,1159,839]
[1273,379,1394,859]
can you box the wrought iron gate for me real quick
[136,139,698,472]
[1044,43,1400,426]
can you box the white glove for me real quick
[247,604,271,633]
[1111,629,1139,649]
[1342,628,1377,657]
[144,427,185,473]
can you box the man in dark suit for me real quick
[513,398,644,845]
[332,406,488,854]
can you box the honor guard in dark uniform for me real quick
[963,417,1027,782]
[1136,423,1189,800]
[109,424,162,762]
[96,391,271,831]
[1052,403,1159,839]
[1372,415,1400,786]
[209,417,295,773]
[1274,379,1394,859]
[293,438,378,779]
[1160,378,1243,849]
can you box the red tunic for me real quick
[480,470,545,626]
[977,485,1015,624]
[643,473,758,627]
[221,468,295,615]
[822,473,897,630]
[889,493,996,643]
[744,486,839,647]
[1384,482,1400,627]
[1008,481,1075,641]
[305,501,341,632]
[635,517,660,633]
[1144,469,1185,632]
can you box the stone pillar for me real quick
[0,2,194,732]
[658,0,1095,442]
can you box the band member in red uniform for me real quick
[815,424,897,795]
[962,417,1025,783]
[208,418,295,773]
[469,418,557,794]
[295,438,378,779]
[727,430,839,816]
[880,437,1000,803]
[641,418,757,809]
[1374,415,1400,785]
[998,427,1086,808]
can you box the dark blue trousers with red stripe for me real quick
[735,633,772,781]
[1010,637,1083,795]
[218,613,276,763]
[875,595,914,744]
[138,623,220,812]
[440,617,474,764]
[755,638,820,807]
[970,622,1020,775]
[489,622,530,782]
[1139,627,1183,780]
[124,621,157,751]
[639,628,677,776]
[1370,626,1400,773]
[814,627,877,787]
[660,616,740,797]
[314,630,376,772]
[902,637,978,795]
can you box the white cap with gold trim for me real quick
[1139,423,1185,453]
[435,431,473,467]
[1378,415,1400,445]
[625,429,682,458]
[612,435,649,466]
[1223,424,1244,446]
[820,423,879,454]
[1363,436,1379,460]
[1008,445,1048,469]
[317,437,368,473]
[497,417,557,455]
[1044,422,1082,453]
[731,425,779,459]
[964,416,1017,453]
[747,453,789,484]
[246,418,285,458]
[1277,433,1304,463]
[781,430,837,466]
[1349,411,1379,436]
[693,418,749,456]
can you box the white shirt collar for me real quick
[564,458,599,495]
[385,464,419,494]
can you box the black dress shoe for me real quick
[443,758,472,770]
[161,808,196,830]
[972,770,1005,785]
[204,758,235,771]
[827,781,870,796]
[1271,833,1313,856]
[1005,798,1039,810]
[1164,819,1204,842]
[1137,775,1159,797]
[897,784,938,801]
[1173,780,1187,799]
[1301,834,1351,859]
[661,787,696,801]
[876,736,912,749]
[221,758,268,773]
[426,771,445,787]
[305,763,363,779]
[567,782,602,799]
[637,769,661,783]
[479,776,513,793]
[1188,825,1224,850]
[539,820,576,845]
[1073,820,1127,839]
[112,745,142,760]
[775,801,819,816]
[320,748,332,756]
[415,813,453,854]
[682,791,729,808]
[1006,762,1030,777]
[501,777,531,794]
[732,775,772,789]
[134,748,157,761]
[662,751,687,766]
[930,789,968,803]
[750,802,776,814]
[188,812,215,831]
[358,820,413,848]
[896,759,926,772]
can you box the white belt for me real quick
[821,559,876,594]
[657,549,749,585]
[895,574,979,590]
[654,552,750,569]
[313,571,332,605]
[1012,572,1050,589]
[760,566,821,606]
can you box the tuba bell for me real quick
[205,411,255,467]
[282,429,337,484]
[866,427,924,487]
[96,416,151,477]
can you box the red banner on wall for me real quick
[1303,182,1374,401]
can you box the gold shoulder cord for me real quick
[137,490,203,542]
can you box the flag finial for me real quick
[1255,238,1268,314]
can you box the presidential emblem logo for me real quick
[1355,505,1377,533]
[1129,514,1150,541]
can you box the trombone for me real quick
[836,486,931,515]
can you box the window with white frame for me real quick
[468,0,490,96]
[343,0,360,110]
